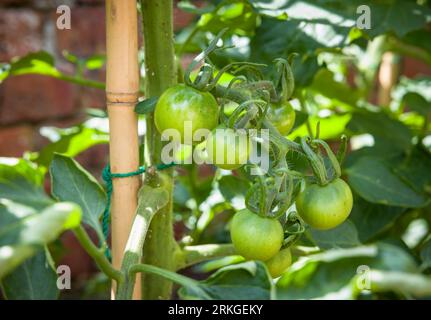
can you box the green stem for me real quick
[212,84,303,153]
[176,244,237,270]
[73,225,123,284]
[59,75,105,89]
[116,208,156,299]
[130,263,211,299]
[301,137,328,185]
[351,270,431,298]
[141,0,177,300]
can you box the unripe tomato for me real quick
[230,209,284,261]
[265,248,292,278]
[296,178,353,230]
[154,84,219,144]
[205,126,251,170]
[267,101,296,136]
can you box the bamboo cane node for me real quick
[106,91,139,105]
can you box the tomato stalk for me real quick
[175,244,237,270]
[140,0,177,299]
[73,226,124,285]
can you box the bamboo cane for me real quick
[378,52,400,106]
[106,0,140,299]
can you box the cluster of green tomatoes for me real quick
[152,31,353,278]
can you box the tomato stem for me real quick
[140,0,177,300]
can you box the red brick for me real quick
[402,57,431,78]
[0,74,77,124]
[55,6,105,57]
[0,125,35,157]
[0,1,32,8]
[35,1,77,9]
[76,0,104,5]
[0,9,43,61]
[79,86,105,109]
[173,4,195,32]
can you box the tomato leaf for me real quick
[346,156,429,208]
[1,250,59,300]
[33,126,108,167]
[308,220,362,249]
[218,175,250,201]
[50,154,106,240]
[0,201,81,279]
[420,239,431,270]
[135,96,159,114]
[349,196,406,243]
[0,158,53,210]
[276,243,418,299]
[180,261,274,300]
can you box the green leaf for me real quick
[309,68,361,108]
[33,126,108,167]
[392,76,431,113]
[4,51,60,81]
[289,113,351,140]
[180,261,274,300]
[347,110,413,153]
[218,175,250,201]
[178,1,215,15]
[401,29,431,57]
[129,261,272,300]
[249,0,431,38]
[0,158,53,210]
[1,250,59,300]
[0,201,81,279]
[50,154,106,239]
[135,97,159,114]
[197,1,259,36]
[392,146,431,195]
[85,54,106,70]
[276,243,418,299]
[403,93,430,117]
[308,220,362,250]
[420,238,431,270]
[346,156,429,208]
[349,196,406,242]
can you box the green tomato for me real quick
[296,178,353,230]
[154,84,219,144]
[265,248,292,278]
[206,126,251,170]
[267,101,296,135]
[230,209,284,261]
[173,144,193,164]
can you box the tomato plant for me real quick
[1,0,431,302]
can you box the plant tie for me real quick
[101,162,176,259]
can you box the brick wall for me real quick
[0,0,195,162]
